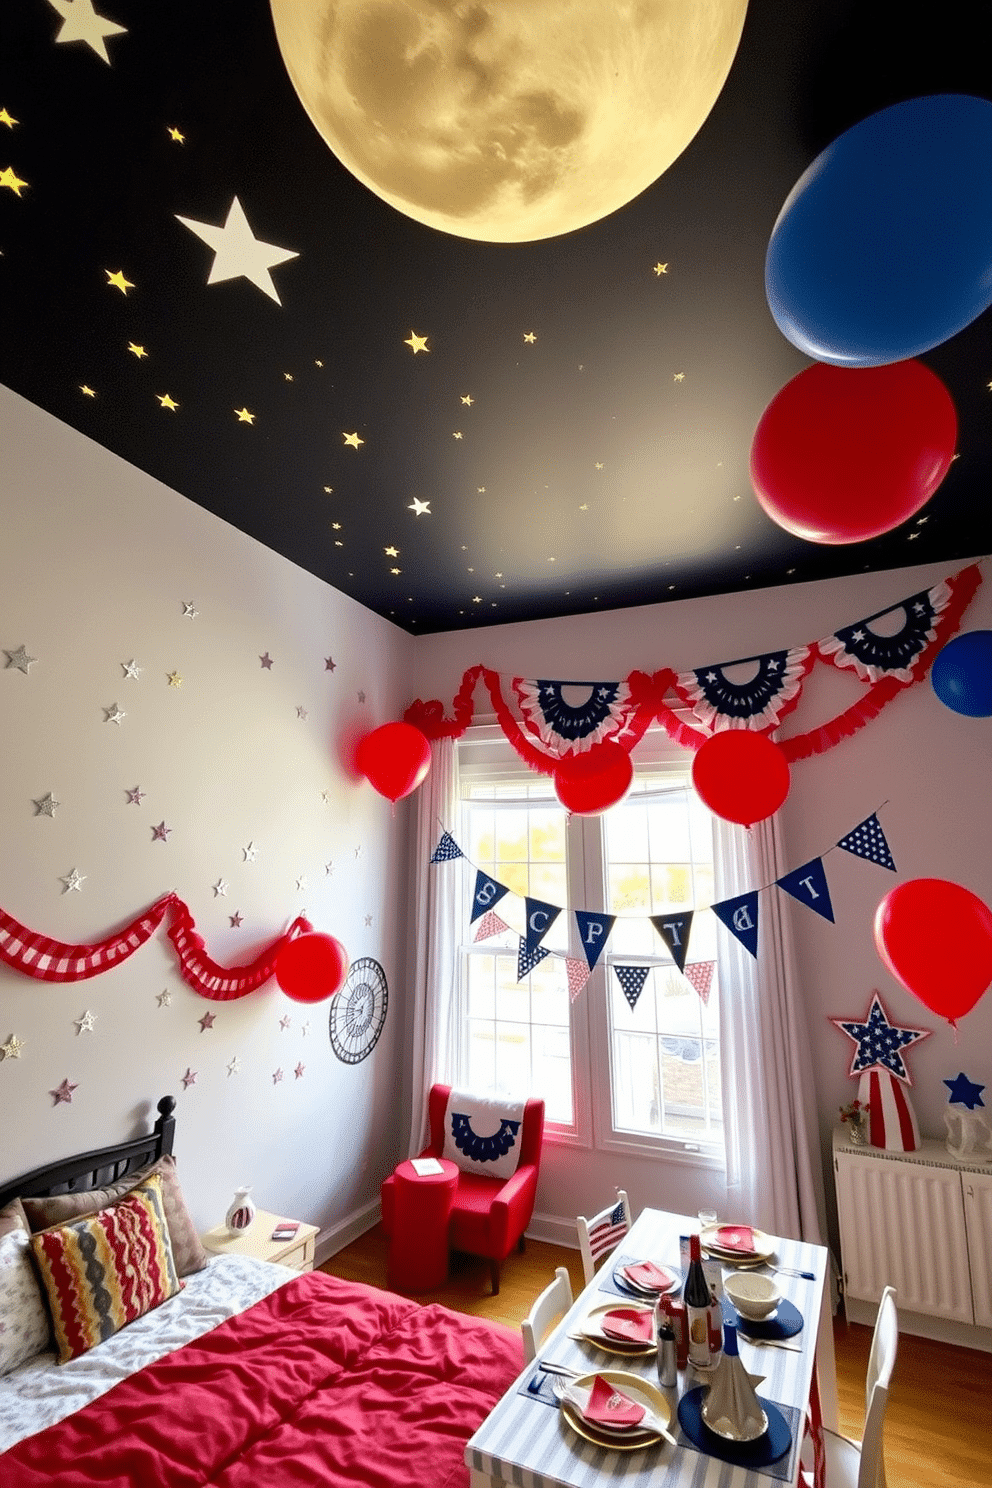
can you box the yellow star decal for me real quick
[390,567,401,575]
[323,485,333,493]
[523,331,537,343]
[106,268,134,294]
[653,262,668,275]
[453,430,463,439]
[343,431,364,448]
[50,0,127,63]
[477,486,485,494]
[579,503,589,511]
[128,342,147,358]
[460,394,474,406]
[384,545,399,557]
[235,407,255,423]
[594,461,604,470]
[404,331,430,354]
[0,108,18,128]
[332,522,342,530]
[472,595,482,603]
[80,384,96,397]
[167,126,184,143]
[157,393,179,410]
[283,371,294,381]
[0,165,28,195]
[167,671,183,688]
[673,371,685,382]
[408,497,431,516]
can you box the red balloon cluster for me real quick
[275,932,349,1004]
[356,722,431,803]
[873,879,992,1026]
[691,729,790,827]
[553,741,633,815]
[750,360,957,544]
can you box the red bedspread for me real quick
[2,1270,524,1488]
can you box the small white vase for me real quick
[225,1186,256,1235]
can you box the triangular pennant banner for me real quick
[517,938,550,980]
[776,857,835,923]
[650,911,694,972]
[574,909,616,971]
[836,813,896,872]
[470,871,509,924]
[524,896,561,952]
[712,892,760,959]
[684,961,715,1004]
[430,831,464,863]
[614,964,650,1011]
[474,910,511,943]
[566,957,592,1002]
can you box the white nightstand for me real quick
[201,1208,319,1272]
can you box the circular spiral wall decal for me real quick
[328,956,388,1064]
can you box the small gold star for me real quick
[384,545,399,557]
[315,358,323,367]
[167,125,184,143]
[908,531,920,540]
[477,486,486,493]
[494,572,503,579]
[80,384,96,397]
[594,461,604,470]
[523,331,537,343]
[673,371,685,382]
[916,515,929,524]
[106,268,134,294]
[453,430,463,439]
[332,522,342,530]
[235,407,255,423]
[579,503,589,511]
[323,485,333,493]
[653,262,668,275]
[0,108,19,128]
[284,371,294,381]
[461,394,474,406]
[157,393,179,410]
[472,595,482,603]
[128,342,147,358]
[167,670,183,687]
[390,566,401,575]
[0,165,28,195]
[343,431,364,448]
[404,331,430,353]
[408,497,431,516]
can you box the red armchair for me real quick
[381,1083,545,1294]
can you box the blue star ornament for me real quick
[831,991,931,1084]
[943,1071,986,1110]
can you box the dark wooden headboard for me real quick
[0,1095,176,1209]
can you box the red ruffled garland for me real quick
[404,564,981,771]
[0,892,311,999]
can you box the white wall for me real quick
[408,556,992,1251]
[0,384,415,1246]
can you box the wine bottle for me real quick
[683,1231,713,1367]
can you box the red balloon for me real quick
[750,360,957,543]
[553,741,633,815]
[356,722,431,803]
[874,879,992,1025]
[275,933,349,1004]
[691,729,790,826]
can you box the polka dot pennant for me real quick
[836,813,896,871]
[615,964,650,1012]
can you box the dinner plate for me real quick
[558,1370,672,1451]
[579,1302,657,1354]
[615,1259,680,1297]
[700,1223,775,1267]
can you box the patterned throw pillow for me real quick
[29,1173,180,1363]
[0,1229,52,1376]
[22,1154,208,1277]
[441,1089,525,1180]
[0,1197,29,1242]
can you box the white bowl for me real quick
[724,1272,781,1320]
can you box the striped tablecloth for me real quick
[466,1207,829,1488]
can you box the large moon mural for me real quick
[269,0,749,242]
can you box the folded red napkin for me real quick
[600,1307,655,1343]
[583,1374,647,1428]
[623,1260,677,1292]
[714,1224,757,1254]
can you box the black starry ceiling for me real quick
[1,0,990,636]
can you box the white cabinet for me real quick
[833,1128,992,1350]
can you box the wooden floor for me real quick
[321,1226,992,1488]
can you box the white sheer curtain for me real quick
[406,737,462,1155]
[716,811,828,1245]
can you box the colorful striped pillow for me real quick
[29,1173,180,1362]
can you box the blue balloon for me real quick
[931,631,992,718]
[766,94,992,367]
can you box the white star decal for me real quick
[103,703,125,724]
[33,792,59,817]
[227,1056,241,1077]
[60,867,86,893]
[175,196,298,304]
[121,658,142,679]
[212,878,229,897]
[4,645,37,673]
[157,989,172,1007]
[74,1009,97,1035]
[243,841,258,862]
[182,601,199,619]
[48,0,126,64]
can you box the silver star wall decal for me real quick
[279,1015,291,1031]
[103,703,125,724]
[33,792,59,817]
[212,879,229,897]
[272,1068,284,1084]
[226,1055,241,1077]
[294,1063,305,1079]
[4,644,36,672]
[121,659,142,679]
[295,876,307,891]
[229,911,243,927]
[175,197,298,304]
[182,601,199,619]
[74,1010,96,1035]
[300,1020,310,1038]
[242,841,258,861]
[49,0,126,64]
[157,989,172,1007]
[296,705,308,720]
[2,1033,25,1059]
[60,867,86,893]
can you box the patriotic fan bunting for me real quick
[615,964,650,1011]
[712,892,760,959]
[836,814,896,871]
[673,647,813,733]
[512,677,635,756]
[474,910,511,943]
[817,580,952,684]
[776,858,835,922]
[684,961,715,1004]
[431,831,464,862]
[575,909,616,970]
[650,911,694,971]
[831,990,931,1083]
[471,871,509,923]
[517,939,550,980]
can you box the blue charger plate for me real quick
[678,1386,792,1468]
[724,1296,803,1340]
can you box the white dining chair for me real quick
[821,1285,899,1488]
[521,1266,573,1363]
[576,1187,632,1285]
